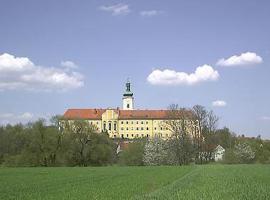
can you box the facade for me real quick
[63,81,198,139]
[213,145,225,161]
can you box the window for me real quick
[136,134,139,137]
[141,134,144,137]
[126,121,128,124]
[131,127,133,130]
[154,127,157,130]
[146,121,148,124]
[114,123,117,131]
[114,135,116,138]
[146,127,149,130]
[108,122,111,131]
[160,127,163,131]
[136,127,139,131]
[96,122,99,124]
[136,121,139,124]
[127,104,130,108]
[141,127,144,130]
[121,121,124,124]
[126,134,129,138]
[141,121,144,124]
[121,127,124,131]
[126,127,129,131]
[146,134,149,137]
[103,123,106,131]
[131,121,133,124]
[121,134,124,138]
[131,134,134,137]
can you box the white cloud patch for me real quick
[61,61,78,69]
[0,112,34,125]
[217,52,263,67]
[261,116,270,121]
[99,3,130,16]
[140,10,163,17]
[147,65,219,86]
[212,100,227,107]
[0,53,84,91]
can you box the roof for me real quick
[63,109,106,120]
[118,110,174,119]
[63,108,193,120]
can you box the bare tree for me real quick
[164,104,195,165]
[192,105,219,163]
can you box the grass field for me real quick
[0,165,269,200]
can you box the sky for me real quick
[0,0,269,138]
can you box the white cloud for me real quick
[99,3,130,16]
[147,65,219,86]
[140,10,163,17]
[0,112,34,125]
[61,61,78,69]
[261,116,270,121]
[0,53,84,91]
[217,52,263,67]
[212,100,227,107]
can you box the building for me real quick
[63,81,198,139]
[213,145,225,161]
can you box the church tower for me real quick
[122,80,134,110]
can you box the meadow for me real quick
[0,165,269,200]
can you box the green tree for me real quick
[118,139,146,166]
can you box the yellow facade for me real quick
[84,109,195,139]
[63,81,199,139]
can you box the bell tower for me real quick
[122,80,134,110]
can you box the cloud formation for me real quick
[0,53,84,91]
[99,3,130,16]
[147,65,219,86]
[212,100,227,107]
[261,116,270,121]
[61,61,78,69]
[140,10,163,17]
[217,52,263,67]
[0,112,34,125]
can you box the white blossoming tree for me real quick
[143,137,168,166]
[234,142,255,163]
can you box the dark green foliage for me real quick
[118,138,146,166]
[0,118,115,167]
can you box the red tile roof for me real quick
[118,110,171,119]
[63,109,192,120]
[63,109,106,120]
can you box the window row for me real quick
[113,133,169,138]
[120,121,149,125]
[120,127,168,131]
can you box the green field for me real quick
[0,165,269,200]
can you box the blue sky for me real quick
[0,0,269,138]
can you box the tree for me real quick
[143,137,168,166]
[234,142,255,163]
[60,119,115,166]
[61,120,98,166]
[192,105,219,163]
[164,104,195,165]
[118,139,146,166]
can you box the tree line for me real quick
[0,105,269,167]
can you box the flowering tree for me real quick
[234,142,255,163]
[143,137,168,166]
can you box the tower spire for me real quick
[122,79,134,110]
